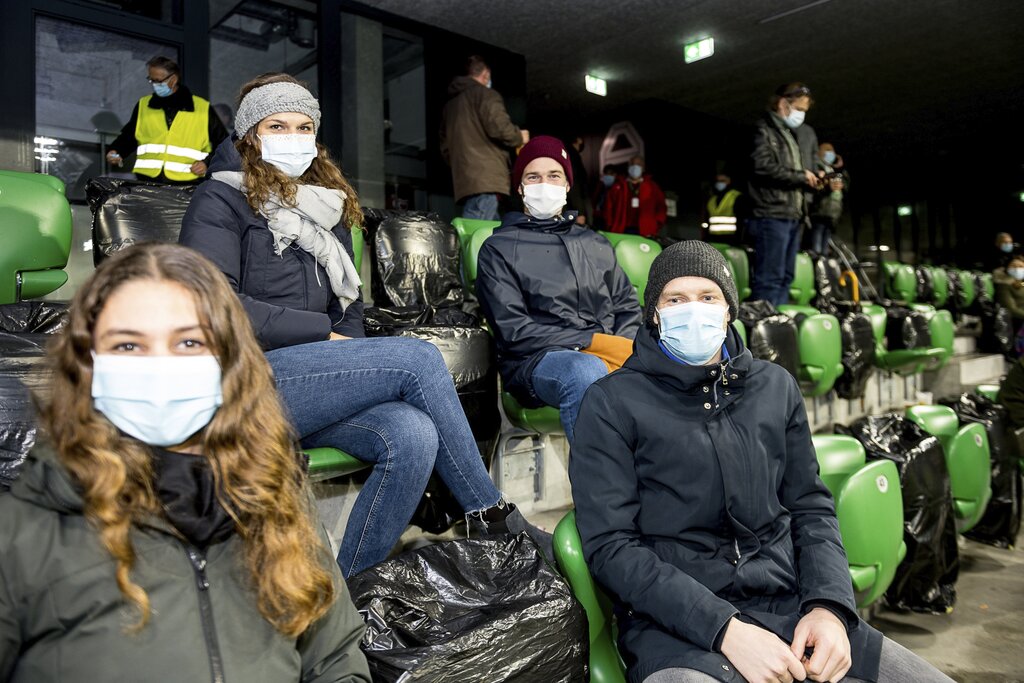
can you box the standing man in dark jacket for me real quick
[106,56,228,184]
[748,83,820,304]
[570,240,954,683]
[440,55,529,220]
[476,136,641,443]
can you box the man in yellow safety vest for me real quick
[106,56,228,184]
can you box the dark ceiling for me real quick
[358,0,1024,164]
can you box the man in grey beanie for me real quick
[569,245,949,683]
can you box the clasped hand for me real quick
[720,609,851,683]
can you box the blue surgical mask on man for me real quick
[714,181,727,193]
[1009,267,1024,280]
[628,164,644,180]
[1001,242,1015,254]
[602,174,615,188]
[822,150,837,165]
[92,354,224,447]
[152,81,173,98]
[658,301,728,365]
[783,108,806,129]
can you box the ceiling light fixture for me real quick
[585,74,607,96]
[683,36,714,63]
[897,205,913,217]
[757,0,835,24]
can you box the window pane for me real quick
[383,29,426,210]
[79,0,182,24]
[35,16,178,200]
[209,0,318,127]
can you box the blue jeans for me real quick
[462,193,500,221]
[265,337,502,577]
[749,217,802,306]
[530,350,608,444]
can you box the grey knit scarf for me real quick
[212,171,361,311]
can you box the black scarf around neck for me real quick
[150,447,236,548]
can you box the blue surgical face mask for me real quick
[628,164,644,179]
[152,81,173,98]
[1009,267,1024,280]
[822,150,837,165]
[92,354,223,447]
[601,174,615,188]
[1001,243,1014,254]
[486,78,493,89]
[658,301,728,365]
[714,181,728,192]
[783,108,806,129]
[260,133,318,178]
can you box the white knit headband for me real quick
[235,82,321,138]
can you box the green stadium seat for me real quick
[979,272,995,302]
[905,404,960,454]
[836,460,906,608]
[956,269,976,309]
[976,384,1000,402]
[351,224,364,272]
[710,243,752,301]
[929,266,949,307]
[883,263,917,303]
[811,434,867,496]
[732,319,747,346]
[0,170,73,304]
[553,511,628,683]
[862,303,944,375]
[598,232,662,305]
[947,423,993,533]
[304,447,370,482]
[911,304,954,370]
[787,252,816,306]
[777,304,844,396]
[451,217,501,297]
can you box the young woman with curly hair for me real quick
[0,243,370,682]
[179,74,550,577]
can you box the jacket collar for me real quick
[625,323,752,394]
[500,210,579,233]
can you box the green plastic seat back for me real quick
[304,447,370,482]
[976,384,1000,402]
[905,405,959,454]
[553,511,628,683]
[710,243,751,301]
[350,226,364,272]
[836,459,904,607]
[460,225,498,296]
[778,307,843,397]
[980,273,995,302]
[929,267,949,307]
[861,303,888,344]
[948,423,993,533]
[788,252,816,305]
[732,319,747,346]
[957,270,976,308]
[451,216,502,240]
[598,232,662,306]
[928,309,954,362]
[883,263,917,303]
[0,171,73,304]
[811,434,867,497]
[501,391,562,434]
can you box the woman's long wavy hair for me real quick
[41,243,337,637]
[235,72,363,231]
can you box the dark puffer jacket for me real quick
[0,445,371,683]
[179,138,365,350]
[569,325,882,683]
[748,112,814,220]
[475,211,642,406]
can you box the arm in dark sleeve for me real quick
[998,359,1024,428]
[0,556,18,681]
[179,185,332,349]
[479,91,523,149]
[476,241,596,355]
[108,102,140,157]
[207,107,229,152]
[570,384,739,651]
[780,375,859,630]
[326,225,365,338]
[996,285,1024,320]
[751,124,806,188]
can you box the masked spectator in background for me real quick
[994,255,1024,331]
[808,142,849,255]
[592,163,619,230]
[606,155,668,237]
[986,232,1017,272]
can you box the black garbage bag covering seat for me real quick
[86,178,196,265]
[737,300,800,379]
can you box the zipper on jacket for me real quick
[187,545,226,683]
[733,538,741,565]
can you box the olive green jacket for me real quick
[0,445,371,683]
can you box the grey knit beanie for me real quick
[235,82,321,138]
[645,241,739,324]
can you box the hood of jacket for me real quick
[447,74,484,97]
[207,135,242,174]
[499,210,580,234]
[9,443,84,515]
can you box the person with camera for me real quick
[808,142,848,255]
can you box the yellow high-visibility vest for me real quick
[133,95,212,182]
[707,188,741,217]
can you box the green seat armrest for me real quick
[304,447,370,482]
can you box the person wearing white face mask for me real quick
[181,73,552,576]
[570,240,954,683]
[748,82,821,305]
[808,142,849,255]
[106,56,228,184]
[476,136,642,444]
[605,155,668,237]
[994,256,1024,331]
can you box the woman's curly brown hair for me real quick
[235,72,363,232]
[41,243,337,637]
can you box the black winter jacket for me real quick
[0,445,371,683]
[179,138,365,349]
[475,211,642,406]
[569,325,882,683]
[748,112,814,220]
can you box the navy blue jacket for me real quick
[570,325,882,683]
[475,211,641,406]
[179,138,364,349]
